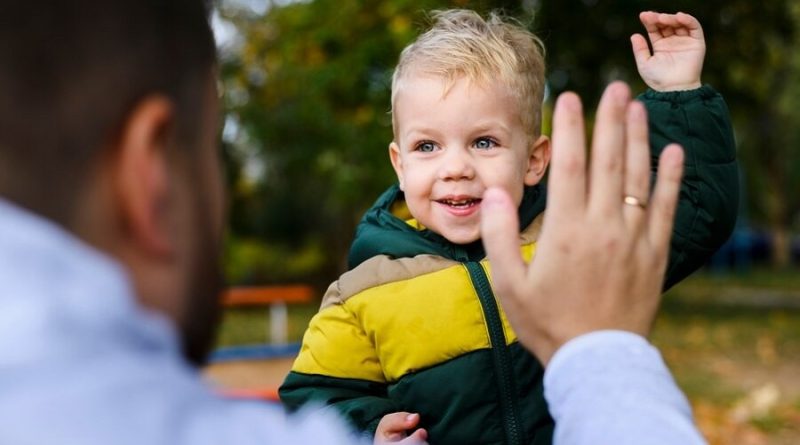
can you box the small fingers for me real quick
[658,25,675,38]
[639,11,660,33]
[376,412,419,440]
[630,34,651,68]
[648,12,686,31]
[648,144,684,253]
[406,428,429,444]
[640,11,703,41]
[674,12,704,39]
[639,11,663,43]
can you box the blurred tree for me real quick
[535,0,799,266]
[220,0,800,284]
[219,0,521,285]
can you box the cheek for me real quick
[488,163,528,204]
[398,164,429,194]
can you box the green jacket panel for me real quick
[640,86,738,289]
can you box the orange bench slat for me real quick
[221,285,314,307]
[219,387,280,402]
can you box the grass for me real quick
[214,303,319,347]
[652,270,800,443]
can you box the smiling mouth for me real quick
[437,198,482,209]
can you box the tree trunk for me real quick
[771,223,790,267]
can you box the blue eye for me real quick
[474,138,497,150]
[416,141,437,153]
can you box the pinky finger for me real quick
[647,144,684,253]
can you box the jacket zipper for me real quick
[465,261,522,445]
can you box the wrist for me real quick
[651,81,702,92]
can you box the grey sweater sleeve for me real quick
[544,331,707,445]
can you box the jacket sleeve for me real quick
[279,300,399,435]
[640,85,739,290]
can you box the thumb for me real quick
[630,34,651,68]
[480,188,525,296]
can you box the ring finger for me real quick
[623,100,652,232]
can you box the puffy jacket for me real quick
[280,86,738,445]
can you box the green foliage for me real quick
[535,0,800,264]
[224,234,327,285]
[219,0,529,283]
[219,0,800,281]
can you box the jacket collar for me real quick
[347,184,546,269]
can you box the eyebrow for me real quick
[402,126,444,141]
[403,121,513,138]
[469,121,512,137]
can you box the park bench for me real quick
[210,284,315,402]
[220,285,314,345]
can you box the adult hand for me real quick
[631,11,705,92]
[480,82,684,365]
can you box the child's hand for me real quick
[374,412,428,445]
[631,11,705,92]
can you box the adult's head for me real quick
[0,0,223,365]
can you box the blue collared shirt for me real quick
[0,199,359,445]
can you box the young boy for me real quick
[281,10,737,445]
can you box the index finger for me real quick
[639,11,665,43]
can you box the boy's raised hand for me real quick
[374,412,428,445]
[631,11,705,92]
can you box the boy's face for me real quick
[390,74,549,244]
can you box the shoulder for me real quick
[322,254,459,309]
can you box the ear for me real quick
[113,96,176,257]
[389,141,405,191]
[523,135,551,186]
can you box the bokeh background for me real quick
[209,1,800,443]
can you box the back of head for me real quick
[392,9,546,136]
[0,0,216,226]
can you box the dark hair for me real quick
[0,0,217,224]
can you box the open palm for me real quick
[631,12,705,92]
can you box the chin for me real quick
[441,230,481,245]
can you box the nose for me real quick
[437,147,475,181]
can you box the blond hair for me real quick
[391,9,546,136]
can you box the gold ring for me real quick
[624,195,647,210]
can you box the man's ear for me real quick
[524,135,551,186]
[113,96,176,257]
[389,141,405,191]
